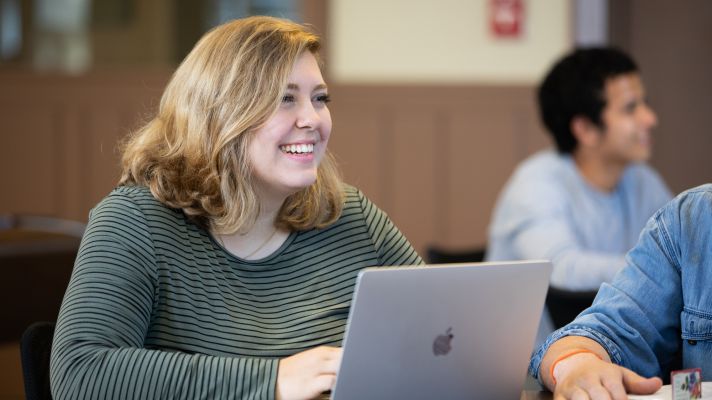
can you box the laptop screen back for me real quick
[331,261,552,400]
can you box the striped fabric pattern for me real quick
[50,185,422,399]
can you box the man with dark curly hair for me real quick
[487,47,671,293]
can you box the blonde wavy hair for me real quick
[119,16,344,234]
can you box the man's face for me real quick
[595,73,658,166]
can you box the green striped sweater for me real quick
[50,185,422,399]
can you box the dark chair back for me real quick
[0,214,84,342]
[426,246,487,264]
[544,287,598,329]
[20,321,55,400]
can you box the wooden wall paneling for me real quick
[627,0,712,193]
[76,76,164,219]
[329,100,392,210]
[446,107,521,249]
[0,72,167,221]
[1,73,552,254]
[328,85,547,254]
[0,103,58,215]
[85,106,119,211]
[389,108,439,256]
[83,95,153,215]
[57,105,86,221]
[515,104,551,158]
[431,111,452,246]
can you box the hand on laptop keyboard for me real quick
[276,346,342,400]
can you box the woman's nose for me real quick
[295,102,319,129]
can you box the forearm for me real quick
[549,251,626,290]
[539,336,611,391]
[509,222,627,290]
[51,342,278,400]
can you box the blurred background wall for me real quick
[0,0,711,398]
[329,0,570,84]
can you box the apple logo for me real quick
[432,327,454,356]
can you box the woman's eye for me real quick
[315,94,331,104]
[282,94,296,103]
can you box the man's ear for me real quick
[570,115,601,149]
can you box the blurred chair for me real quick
[0,214,85,342]
[0,215,85,238]
[544,287,598,329]
[20,321,55,400]
[426,246,487,264]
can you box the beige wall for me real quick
[329,0,571,84]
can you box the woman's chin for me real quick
[278,176,319,196]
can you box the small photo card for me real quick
[672,368,702,400]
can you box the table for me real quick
[521,374,552,399]
[522,389,553,399]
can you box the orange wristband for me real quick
[550,349,603,385]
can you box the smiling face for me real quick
[595,73,658,166]
[248,51,331,201]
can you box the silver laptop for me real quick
[331,260,552,400]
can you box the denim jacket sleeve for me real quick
[529,184,712,382]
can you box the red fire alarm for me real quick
[490,0,524,38]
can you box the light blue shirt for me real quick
[487,150,671,290]
[530,184,712,381]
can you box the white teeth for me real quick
[280,144,315,154]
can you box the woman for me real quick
[50,16,422,400]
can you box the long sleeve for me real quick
[51,184,425,399]
[508,206,626,290]
[529,206,681,380]
[488,175,626,290]
[530,185,712,381]
[50,193,278,400]
[486,151,671,291]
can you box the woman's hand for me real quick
[551,353,662,400]
[276,346,342,400]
